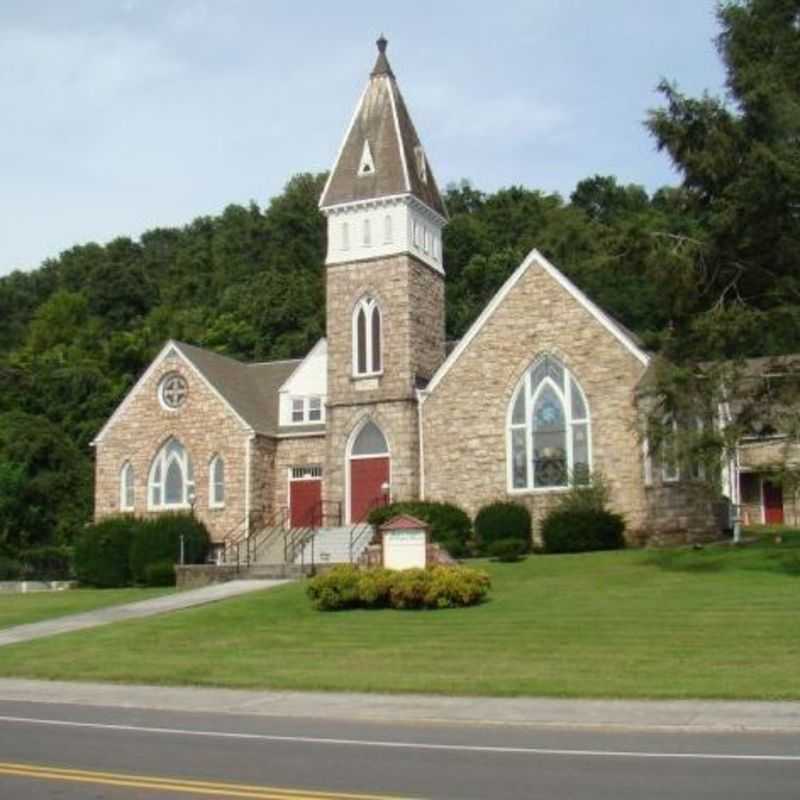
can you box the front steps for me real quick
[294,525,375,566]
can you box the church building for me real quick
[92,38,729,560]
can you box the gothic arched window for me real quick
[209,455,225,508]
[120,462,135,511]
[149,438,195,509]
[353,297,382,376]
[508,355,591,490]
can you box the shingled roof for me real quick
[176,342,300,435]
[319,36,447,219]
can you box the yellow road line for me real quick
[0,761,418,800]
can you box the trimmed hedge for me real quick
[474,501,531,552]
[541,508,626,554]
[143,560,176,587]
[74,517,139,587]
[0,554,22,580]
[487,538,526,562]
[18,545,74,580]
[129,514,210,584]
[367,501,472,557]
[307,564,490,611]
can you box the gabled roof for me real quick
[178,342,300,435]
[319,37,447,219]
[422,249,650,397]
[91,340,300,444]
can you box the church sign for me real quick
[379,515,429,570]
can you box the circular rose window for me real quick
[159,373,188,409]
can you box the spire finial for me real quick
[371,34,393,77]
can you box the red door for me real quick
[763,480,784,525]
[350,456,390,523]
[290,479,322,527]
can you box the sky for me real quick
[0,1,728,277]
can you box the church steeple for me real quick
[319,37,447,272]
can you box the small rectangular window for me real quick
[291,398,304,423]
[424,229,430,253]
[384,215,393,244]
[309,397,322,422]
[363,218,371,246]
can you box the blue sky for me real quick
[0,1,727,276]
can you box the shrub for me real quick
[474,501,531,552]
[541,508,626,554]
[143,560,176,587]
[367,501,472,552]
[388,568,431,609]
[356,568,395,607]
[0,554,22,580]
[129,514,210,584]
[74,517,138,587]
[307,565,491,611]
[18,545,74,580]
[306,565,361,610]
[424,565,491,608]
[488,538,526,562]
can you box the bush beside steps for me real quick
[307,564,491,611]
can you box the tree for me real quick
[646,0,800,358]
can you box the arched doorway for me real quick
[348,420,390,523]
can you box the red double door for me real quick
[350,456,390,523]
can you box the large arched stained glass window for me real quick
[508,355,591,490]
[148,438,195,509]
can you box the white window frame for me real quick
[288,396,325,425]
[506,356,592,493]
[341,221,350,251]
[352,296,383,377]
[120,462,135,511]
[384,214,393,244]
[661,416,680,483]
[148,438,195,511]
[363,218,371,247]
[209,455,225,509]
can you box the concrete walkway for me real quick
[0,579,287,647]
[0,678,799,733]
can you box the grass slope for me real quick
[0,533,798,699]
[0,588,174,631]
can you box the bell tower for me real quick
[320,36,447,521]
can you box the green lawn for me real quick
[0,588,174,630]
[0,532,798,699]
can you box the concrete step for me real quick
[295,525,375,565]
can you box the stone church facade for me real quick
[93,38,733,554]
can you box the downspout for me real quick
[245,432,255,537]
[417,389,427,500]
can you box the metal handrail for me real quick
[222,506,288,570]
[348,496,388,563]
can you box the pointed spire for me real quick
[371,33,394,77]
[319,37,447,220]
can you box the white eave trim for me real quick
[319,83,369,210]
[424,249,650,397]
[91,340,254,446]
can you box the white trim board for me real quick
[423,249,650,398]
[91,340,254,446]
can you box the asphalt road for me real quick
[0,699,799,799]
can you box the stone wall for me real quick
[324,252,444,521]
[94,352,252,544]
[421,259,653,541]
[326,254,445,405]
